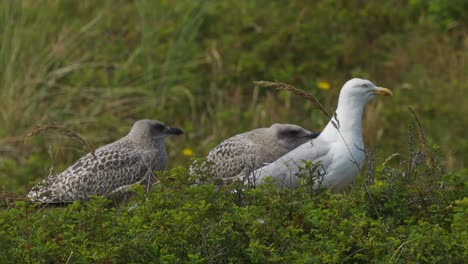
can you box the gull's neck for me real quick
[321,97,365,142]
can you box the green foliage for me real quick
[0,0,467,193]
[0,1,467,262]
[0,157,466,263]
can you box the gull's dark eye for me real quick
[288,130,299,136]
[153,123,165,131]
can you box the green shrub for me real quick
[0,1,466,262]
[0,151,466,263]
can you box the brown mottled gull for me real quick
[27,119,183,204]
[192,124,319,181]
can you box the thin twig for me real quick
[0,191,28,208]
[382,153,400,167]
[254,81,332,119]
[408,108,436,170]
[25,123,96,159]
[65,251,74,264]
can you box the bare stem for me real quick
[25,123,97,159]
[254,81,332,119]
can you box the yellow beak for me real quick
[373,87,393,96]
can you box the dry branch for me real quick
[25,124,97,159]
[254,81,332,119]
[408,107,436,170]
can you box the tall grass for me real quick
[0,1,466,193]
[0,2,466,262]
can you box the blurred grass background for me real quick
[0,0,466,193]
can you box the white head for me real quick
[269,123,320,150]
[128,119,183,142]
[339,78,392,106]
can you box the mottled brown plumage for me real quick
[194,124,319,180]
[27,120,183,204]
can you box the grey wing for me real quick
[249,137,331,188]
[205,134,257,178]
[27,147,150,203]
[234,142,281,178]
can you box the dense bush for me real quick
[0,146,466,263]
[0,1,466,262]
[0,0,467,192]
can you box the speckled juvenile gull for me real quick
[249,78,392,191]
[192,124,319,180]
[27,119,183,203]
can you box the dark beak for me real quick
[166,127,184,136]
[305,131,320,139]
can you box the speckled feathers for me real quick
[27,120,183,203]
[200,124,319,179]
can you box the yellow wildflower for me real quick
[317,81,331,90]
[182,148,193,157]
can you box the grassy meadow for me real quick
[0,1,467,263]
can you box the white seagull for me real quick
[248,78,392,191]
